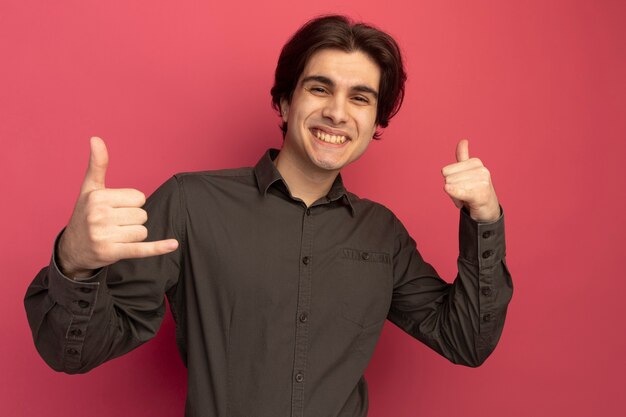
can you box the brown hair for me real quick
[271,15,407,140]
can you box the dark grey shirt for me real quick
[25,149,513,417]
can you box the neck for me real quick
[274,150,339,207]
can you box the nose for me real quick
[322,95,348,125]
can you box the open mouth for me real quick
[310,128,349,145]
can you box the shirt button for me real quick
[70,329,83,337]
[79,287,93,293]
[482,250,494,259]
[361,252,370,260]
[482,231,493,239]
[295,372,304,383]
[481,287,493,296]
[299,313,308,323]
[66,348,79,355]
[302,256,310,265]
[77,300,90,308]
[305,208,311,216]
[482,313,492,322]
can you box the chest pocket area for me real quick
[338,248,393,328]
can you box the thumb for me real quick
[456,139,470,162]
[81,136,109,192]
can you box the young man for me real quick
[25,15,512,417]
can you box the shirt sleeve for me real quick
[386,206,513,367]
[24,176,185,374]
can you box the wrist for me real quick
[468,201,501,223]
[56,231,94,279]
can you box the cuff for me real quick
[48,230,105,316]
[458,205,506,268]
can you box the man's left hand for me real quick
[441,139,500,222]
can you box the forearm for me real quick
[440,206,512,365]
[24,242,163,373]
[388,206,513,367]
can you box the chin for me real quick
[311,156,347,171]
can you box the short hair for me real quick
[270,15,407,140]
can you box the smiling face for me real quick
[278,48,381,176]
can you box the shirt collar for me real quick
[254,148,356,216]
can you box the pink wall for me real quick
[2,1,624,416]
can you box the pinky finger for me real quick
[114,239,179,260]
[444,184,464,208]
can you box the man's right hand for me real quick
[57,137,179,279]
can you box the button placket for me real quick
[474,216,505,336]
[70,285,97,315]
[63,283,99,370]
[63,340,84,368]
[291,207,315,417]
[66,313,90,344]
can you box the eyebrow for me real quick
[301,75,379,99]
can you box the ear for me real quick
[280,98,289,122]
[370,124,379,140]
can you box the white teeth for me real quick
[314,129,346,144]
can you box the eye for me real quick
[306,86,329,95]
[352,95,370,104]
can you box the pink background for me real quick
[1,0,624,416]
